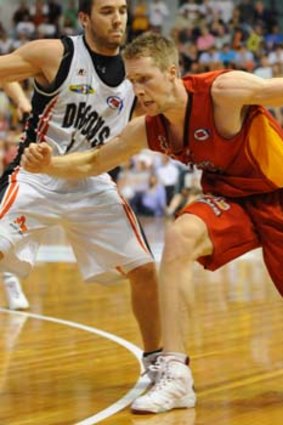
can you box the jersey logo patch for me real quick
[77,68,87,76]
[194,128,210,141]
[10,215,28,235]
[69,84,95,95]
[198,195,230,216]
[107,96,124,112]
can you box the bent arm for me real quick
[23,116,149,179]
[0,39,64,84]
[212,70,283,107]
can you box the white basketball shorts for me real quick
[0,169,153,282]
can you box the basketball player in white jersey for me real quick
[0,0,161,365]
[0,82,30,310]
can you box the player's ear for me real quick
[168,64,178,81]
[78,11,89,29]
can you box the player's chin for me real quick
[109,33,125,45]
[106,40,121,50]
[145,108,160,117]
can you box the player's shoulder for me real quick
[17,38,65,61]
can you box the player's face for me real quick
[80,0,128,54]
[126,56,177,116]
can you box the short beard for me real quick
[89,27,126,52]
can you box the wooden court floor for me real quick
[0,218,282,425]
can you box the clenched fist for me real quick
[21,142,53,173]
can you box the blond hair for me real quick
[123,32,179,71]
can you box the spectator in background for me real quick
[12,0,31,27]
[63,0,79,34]
[15,14,36,38]
[12,31,31,50]
[254,0,275,32]
[199,45,221,71]
[178,0,200,27]
[149,0,169,34]
[131,0,149,38]
[268,43,283,69]
[246,23,264,56]
[0,30,14,55]
[198,0,214,23]
[37,14,57,38]
[265,24,283,51]
[129,158,151,214]
[156,156,180,206]
[140,175,167,217]
[196,25,215,52]
[238,0,254,26]
[235,42,255,71]
[30,0,49,27]
[212,0,234,25]
[47,0,62,25]
[253,54,273,79]
[179,42,199,73]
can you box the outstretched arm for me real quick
[21,116,148,179]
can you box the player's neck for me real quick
[163,80,188,125]
[84,33,120,57]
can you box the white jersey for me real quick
[17,35,136,193]
[0,36,153,283]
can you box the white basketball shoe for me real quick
[3,272,29,310]
[132,356,196,414]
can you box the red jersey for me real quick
[145,70,283,197]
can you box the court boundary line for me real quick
[0,308,150,424]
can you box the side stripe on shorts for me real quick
[0,168,20,219]
[118,193,151,255]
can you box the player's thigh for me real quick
[248,190,283,297]
[180,194,260,271]
[65,199,152,279]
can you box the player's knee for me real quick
[162,224,192,264]
[163,215,209,264]
[0,251,4,260]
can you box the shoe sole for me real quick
[132,397,196,414]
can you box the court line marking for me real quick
[0,308,150,424]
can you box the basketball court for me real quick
[0,217,282,425]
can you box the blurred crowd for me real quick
[0,0,282,218]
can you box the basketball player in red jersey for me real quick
[22,32,283,414]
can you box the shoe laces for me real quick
[147,357,176,394]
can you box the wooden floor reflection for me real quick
[0,217,282,425]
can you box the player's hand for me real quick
[21,142,52,173]
[16,97,32,122]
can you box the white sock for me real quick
[163,352,188,364]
